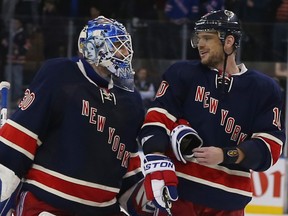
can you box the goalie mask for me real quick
[191,10,242,49]
[78,16,134,91]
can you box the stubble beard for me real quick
[201,51,224,69]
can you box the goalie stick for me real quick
[0,81,18,216]
[0,81,10,127]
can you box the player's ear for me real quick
[224,35,235,52]
[225,35,235,46]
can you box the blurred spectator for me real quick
[225,0,242,12]
[0,17,7,82]
[135,67,156,111]
[163,0,224,60]
[80,3,102,21]
[41,0,66,59]
[199,0,225,15]
[162,0,200,59]
[165,0,200,24]
[237,0,276,22]
[77,0,121,19]
[275,62,288,77]
[1,17,31,104]
[89,5,101,19]
[118,0,159,58]
[237,0,275,61]
[272,0,288,62]
[118,0,158,20]
[154,0,167,21]
[1,0,18,30]
[15,0,42,32]
[72,3,102,57]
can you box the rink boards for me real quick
[245,158,287,215]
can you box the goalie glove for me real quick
[143,154,178,211]
[170,125,203,163]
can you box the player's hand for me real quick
[143,154,178,211]
[192,146,224,165]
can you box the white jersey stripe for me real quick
[32,164,119,193]
[25,179,117,207]
[176,171,252,197]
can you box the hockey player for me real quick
[0,16,145,216]
[139,10,286,216]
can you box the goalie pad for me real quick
[0,164,21,202]
[119,180,155,216]
[0,164,21,216]
[170,125,203,164]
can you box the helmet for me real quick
[191,10,242,49]
[78,16,134,91]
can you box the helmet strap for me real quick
[219,46,235,94]
[221,52,228,94]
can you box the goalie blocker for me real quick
[170,124,203,164]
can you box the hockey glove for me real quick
[143,154,178,211]
[170,125,203,163]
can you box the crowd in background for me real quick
[1,0,288,60]
[0,0,288,108]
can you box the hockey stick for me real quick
[0,81,15,216]
[162,187,173,216]
[0,81,10,127]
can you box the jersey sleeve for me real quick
[0,59,68,178]
[238,77,285,171]
[139,62,190,154]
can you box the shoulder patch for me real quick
[18,89,35,110]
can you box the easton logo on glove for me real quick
[143,154,178,211]
[144,160,174,174]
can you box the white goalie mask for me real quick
[78,16,134,91]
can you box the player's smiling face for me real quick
[197,32,224,68]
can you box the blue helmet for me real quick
[78,16,134,91]
[191,10,242,49]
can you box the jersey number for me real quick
[272,107,281,130]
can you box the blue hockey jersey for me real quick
[140,60,285,210]
[0,58,145,215]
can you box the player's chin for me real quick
[200,58,209,65]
